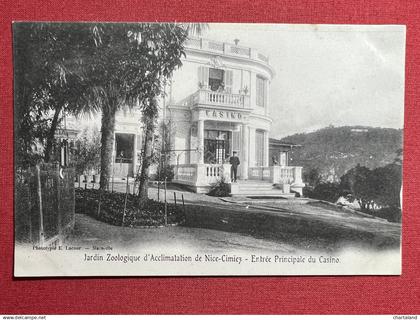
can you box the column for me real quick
[197,120,204,164]
[241,124,249,180]
[133,134,138,176]
[264,130,270,167]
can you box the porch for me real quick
[172,163,305,196]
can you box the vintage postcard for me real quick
[14,23,405,276]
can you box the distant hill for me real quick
[280,126,403,182]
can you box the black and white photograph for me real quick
[13,22,405,276]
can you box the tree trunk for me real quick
[44,106,62,163]
[138,117,155,202]
[99,104,117,190]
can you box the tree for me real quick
[370,163,402,209]
[13,23,93,167]
[303,167,322,187]
[155,118,175,182]
[72,127,102,177]
[58,23,190,192]
[340,164,376,211]
[135,23,207,201]
[14,22,207,201]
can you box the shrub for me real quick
[75,188,185,227]
[308,182,342,203]
[370,207,401,223]
[155,163,174,182]
[208,177,230,197]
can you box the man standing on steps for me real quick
[229,151,240,182]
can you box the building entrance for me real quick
[204,130,231,164]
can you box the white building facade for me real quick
[164,37,304,195]
[69,36,304,196]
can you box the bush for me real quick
[306,182,342,203]
[155,163,174,182]
[208,178,230,197]
[369,207,401,223]
[75,188,185,227]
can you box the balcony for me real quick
[185,37,270,65]
[191,88,250,109]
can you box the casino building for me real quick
[161,37,304,196]
[68,36,305,196]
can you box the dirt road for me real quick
[69,185,400,254]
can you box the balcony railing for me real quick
[191,89,250,109]
[185,37,270,64]
[173,163,231,186]
[248,166,304,186]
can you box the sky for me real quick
[202,23,406,139]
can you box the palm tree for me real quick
[66,23,193,191]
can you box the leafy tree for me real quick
[340,164,376,211]
[56,23,192,194]
[303,167,322,187]
[13,23,93,167]
[370,163,402,209]
[155,119,175,182]
[134,23,206,201]
[72,127,101,176]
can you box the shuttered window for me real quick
[224,70,233,93]
[256,75,266,107]
[198,66,233,93]
[255,130,264,166]
[198,66,209,88]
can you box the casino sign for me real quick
[193,107,250,123]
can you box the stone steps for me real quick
[230,180,295,197]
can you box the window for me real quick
[198,66,233,93]
[255,130,264,166]
[204,130,231,164]
[115,133,134,163]
[279,152,288,166]
[208,68,225,91]
[256,75,266,107]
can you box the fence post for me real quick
[164,177,167,226]
[122,174,129,226]
[35,165,45,246]
[181,193,186,218]
[56,164,63,239]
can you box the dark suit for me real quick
[229,156,240,182]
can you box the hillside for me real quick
[280,126,403,182]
